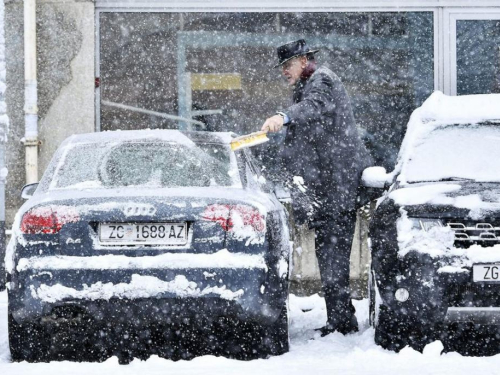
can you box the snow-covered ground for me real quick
[1,292,500,374]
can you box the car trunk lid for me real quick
[19,187,272,256]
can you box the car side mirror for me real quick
[361,167,391,189]
[21,183,39,199]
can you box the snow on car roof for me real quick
[420,91,500,124]
[62,129,236,147]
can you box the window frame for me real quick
[443,8,500,95]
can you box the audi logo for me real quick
[123,204,156,216]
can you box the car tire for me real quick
[8,313,49,362]
[229,302,289,359]
[247,302,289,358]
[370,270,411,352]
[375,304,436,353]
[374,304,410,352]
[259,301,289,356]
[370,270,421,352]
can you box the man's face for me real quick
[281,56,307,85]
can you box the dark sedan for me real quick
[6,130,290,362]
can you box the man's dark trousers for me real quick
[314,210,358,331]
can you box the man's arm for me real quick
[261,73,334,133]
[261,114,285,133]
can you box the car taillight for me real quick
[202,204,232,231]
[202,204,265,233]
[21,206,80,234]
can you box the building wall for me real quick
[5,0,94,227]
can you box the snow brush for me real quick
[230,131,269,151]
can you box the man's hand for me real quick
[261,115,284,133]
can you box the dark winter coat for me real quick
[280,65,373,225]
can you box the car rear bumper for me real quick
[445,307,500,324]
[9,255,287,326]
[380,270,500,326]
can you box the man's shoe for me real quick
[314,325,337,337]
[337,322,359,335]
[315,319,359,337]
[337,315,359,335]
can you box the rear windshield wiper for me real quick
[438,177,475,182]
[408,177,475,183]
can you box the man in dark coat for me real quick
[261,39,373,336]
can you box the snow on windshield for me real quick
[391,92,500,185]
[405,124,500,183]
[48,140,241,190]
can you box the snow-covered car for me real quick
[6,130,290,362]
[363,92,500,352]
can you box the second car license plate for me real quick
[99,223,187,246]
[473,264,500,282]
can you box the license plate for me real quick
[473,264,500,282]
[99,223,187,246]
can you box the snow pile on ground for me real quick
[31,274,244,303]
[3,292,500,373]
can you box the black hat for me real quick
[274,39,320,68]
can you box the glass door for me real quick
[446,10,500,96]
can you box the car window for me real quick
[241,149,271,192]
[48,141,242,190]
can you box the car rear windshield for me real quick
[48,141,241,189]
[405,123,500,183]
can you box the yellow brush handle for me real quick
[230,131,269,151]
[232,131,267,141]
